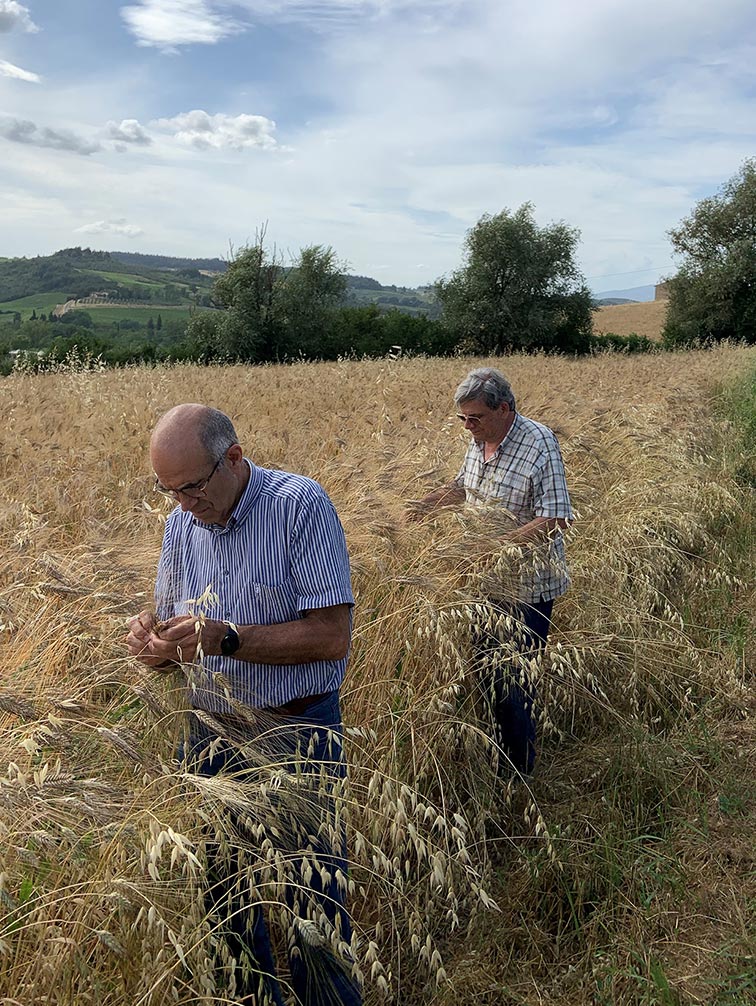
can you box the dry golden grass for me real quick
[594,300,668,340]
[0,345,754,1005]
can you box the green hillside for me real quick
[0,248,439,321]
[0,248,216,323]
[76,305,195,325]
[0,290,71,315]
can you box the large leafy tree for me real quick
[436,203,593,354]
[186,230,347,362]
[663,159,756,346]
[278,245,349,358]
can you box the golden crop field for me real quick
[594,300,668,340]
[0,345,754,1005]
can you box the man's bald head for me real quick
[152,404,239,461]
[150,405,247,524]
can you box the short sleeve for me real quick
[290,490,354,612]
[532,435,573,520]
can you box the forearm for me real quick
[147,605,352,666]
[507,516,570,545]
[407,482,465,519]
[216,615,349,664]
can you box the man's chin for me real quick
[193,506,226,525]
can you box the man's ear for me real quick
[227,443,244,466]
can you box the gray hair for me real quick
[454,368,516,411]
[197,408,239,459]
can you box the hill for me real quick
[593,283,656,302]
[0,248,441,321]
[110,251,227,273]
[0,248,215,314]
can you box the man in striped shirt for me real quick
[408,368,573,775]
[126,404,360,1006]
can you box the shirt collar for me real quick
[191,458,263,533]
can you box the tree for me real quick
[185,310,226,363]
[662,159,756,346]
[198,232,287,361]
[277,245,348,357]
[59,310,93,329]
[187,229,347,362]
[436,203,594,354]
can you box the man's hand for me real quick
[125,613,228,666]
[143,614,205,664]
[405,483,465,523]
[125,610,176,669]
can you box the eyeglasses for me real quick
[154,456,224,499]
[456,413,485,424]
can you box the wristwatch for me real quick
[220,621,241,656]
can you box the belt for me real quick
[196,691,334,741]
[275,691,331,717]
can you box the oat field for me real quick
[0,346,754,1005]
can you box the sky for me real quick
[0,0,755,291]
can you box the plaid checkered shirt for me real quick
[454,413,573,603]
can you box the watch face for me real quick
[221,625,240,656]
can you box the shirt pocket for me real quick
[486,472,532,511]
[235,576,299,625]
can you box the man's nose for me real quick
[178,494,196,512]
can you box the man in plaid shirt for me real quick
[408,367,573,774]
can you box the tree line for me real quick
[183,160,756,364]
[2,158,754,373]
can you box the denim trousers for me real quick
[183,691,362,1006]
[474,597,554,775]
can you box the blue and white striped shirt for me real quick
[155,460,354,713]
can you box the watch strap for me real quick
[220,621,240,656]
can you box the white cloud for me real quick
[3,0,755,288]
[0,117,100,155]
[120,0,243,49]
[106,118,152,145]
[0,0,38,33]
[120,0,456,49]
[0,58,40,82]
[234,0,457,22]
[154,109,278,150]
[75,218,144,237]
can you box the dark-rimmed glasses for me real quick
[153,455,224,499]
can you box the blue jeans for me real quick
[183,691,362,1006]
[475,598,554,776]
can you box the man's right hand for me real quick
[405,483,465,523]
[125,610,174,669]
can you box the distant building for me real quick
[655,281,671,301]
